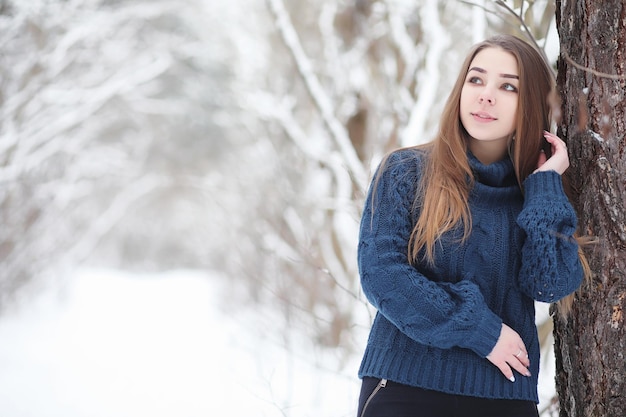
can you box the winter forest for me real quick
[1,0,625,416]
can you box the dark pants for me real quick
[358,377,539,417]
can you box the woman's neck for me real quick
[468,139,509,165]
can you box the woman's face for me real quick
[460,47,519,152]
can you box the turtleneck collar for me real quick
[467,151,518,188]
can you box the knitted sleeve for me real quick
[516,171,584,302]
[358,150,502,358]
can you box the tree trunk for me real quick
[554,1,626,416]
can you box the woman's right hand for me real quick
[486,324,531,382]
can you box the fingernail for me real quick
[525,371,532,377]
[509,376,516,383]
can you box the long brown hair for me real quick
[387,35,589,315]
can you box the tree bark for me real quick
[554,1,626,416]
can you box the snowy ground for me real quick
[0,269,360,417]
[0,269,556,417]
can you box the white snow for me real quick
[0,269,360,417]
[0,269,556,417]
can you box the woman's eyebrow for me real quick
[468,66,519,79]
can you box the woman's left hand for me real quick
[534,131,570,175]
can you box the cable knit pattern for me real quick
[357,148,583,403]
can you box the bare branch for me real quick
[493,0,551,67]
[457,0,500,18]
[561,49,626,80]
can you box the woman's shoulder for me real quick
[382,145,431,176]
[389,144,430,159]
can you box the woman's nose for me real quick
[478,90,495,105]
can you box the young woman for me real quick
[356,35,588,417]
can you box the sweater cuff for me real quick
[523,171,566,203]
[462,309,502,358]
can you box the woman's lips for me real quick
[470,112,497,122]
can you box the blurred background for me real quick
[0,0,561,416]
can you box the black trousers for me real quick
[358,377,539,417]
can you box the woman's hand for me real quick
[486,324,531,382]
[534,131,570,175]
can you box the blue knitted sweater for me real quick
[357,148,583,403]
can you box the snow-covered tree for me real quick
[0,0,240,306]
[228,0,562,362]
[0,4,572,406]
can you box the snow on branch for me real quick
[248,91,360,286]
[266,0,367,192]
[386,2,420,88]
[249,92,356,208]
[1,53,173,185]
[63,174,169,265]
[401,0,450,146]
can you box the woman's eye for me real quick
[468,76,482,84]
[502,83,518,92]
